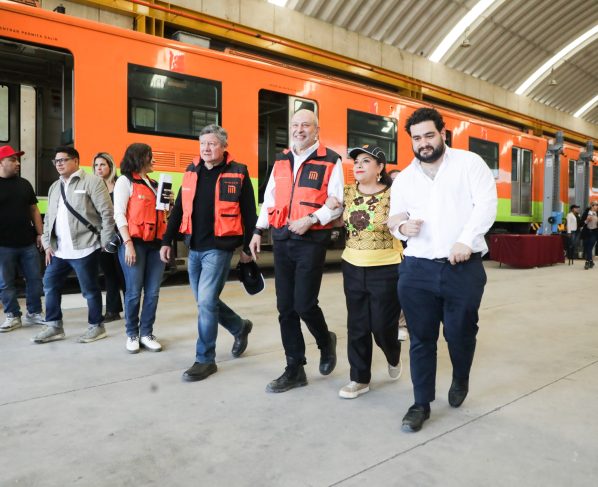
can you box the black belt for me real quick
[431,252,482,264]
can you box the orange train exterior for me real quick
[1,1,596,231]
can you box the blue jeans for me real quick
[44,250,103,326]
[583,231,597,262]
[118,241,165,337]
[188,249,243,363]
[0,244,43,317]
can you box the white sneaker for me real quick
[0,314,22,332]
[126,336,140,354]
[339,381,370,399]
[24,312,45,326]
[388,358,403,380]
[398,327,409,341]
[140,335,162,352]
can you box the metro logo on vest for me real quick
[219,177,242,202]
[299,163,326,190]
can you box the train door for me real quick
[511,147,532,215]
[0,38,73,196]
[257,90,317,203]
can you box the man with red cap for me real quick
[0,145,45,332]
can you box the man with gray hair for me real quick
[160,124,257,382]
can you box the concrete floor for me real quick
[1,260,597,487]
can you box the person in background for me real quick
[0,145,44,332]
[326,145,403,399]
[582,202,598,270]
[250,109,344,393]
[94,152,124,322]
[35,146,115,344]
[114,143,167,353]
[160,124,256,382]
[388,169,401,181]
[388,107,497,432]
[565,204,581,264]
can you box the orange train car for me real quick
[1,1,597,233]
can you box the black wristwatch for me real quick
[253,227,264,236]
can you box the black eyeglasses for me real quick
[52,157,73,165]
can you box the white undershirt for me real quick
[390,146,497,259]
[55,169,99,259]
[256,141,344,229]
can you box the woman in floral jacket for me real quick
[326,145,405,399]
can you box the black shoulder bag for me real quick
[60,182,100,236]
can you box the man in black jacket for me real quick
[160,125,257,382]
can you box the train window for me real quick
[347,109,397,163]
[128,64,221,139]
[469,137,499,178]
[0,85,8,142]
[444,129,452,147]
[593,165,598,190]
[568,160,576,189]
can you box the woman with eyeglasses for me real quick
[325,145,404,399]
[113,143,169,353]
[94,152,124,322]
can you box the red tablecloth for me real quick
[488,234,565,268]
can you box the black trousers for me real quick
[273,238,331,364]
[99,251,124,314]
[398,255,486,405]
[342,261,401,383]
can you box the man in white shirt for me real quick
[565,204,580,263]
[388,108,497,432]
[249,109,344,392]
[35,146,115,344]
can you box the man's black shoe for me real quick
[266,365,307,393]
[319,331,337,376]
[103,312,121,323]
[232,319,253,358]
[182,362,217,382]
[448,377,469,407]
[401,404,430,433]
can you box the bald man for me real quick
[250,109,344,392]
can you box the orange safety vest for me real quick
[179,154,246,238]
[126,173,167,241]
[268,145,338,230]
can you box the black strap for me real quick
[60,182,100,236]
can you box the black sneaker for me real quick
[103,312,121,323]
[319,331,337,376]
[401,404,430,432]
[266,365,308,393]
[182,362,217,382]
[231,320,253,358]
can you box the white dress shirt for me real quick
[256,141,344,229]
[390,146,497,258]
[566,212,578,233]
[55,169,100,259]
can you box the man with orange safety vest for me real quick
[249,109,344,393]
[160,124,257,382]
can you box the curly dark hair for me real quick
[120,143,152,176]
[405,107,445,134]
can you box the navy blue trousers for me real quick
[398,255,486,405]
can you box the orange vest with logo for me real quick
[179,155,245,238]
[268,145,338,231]
[126,173,167,241]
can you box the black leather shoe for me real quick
[182,362,217,382]
[103,312,121,323]
[231,320,253,358]
[448,378,469,407]
[401,404,430,432]
[319,331,337,376]
[266,365,308,393]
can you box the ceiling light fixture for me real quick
[461,29,472,48]
[515,24,598,95]
[573,94,598,118]
[548,69,558,86]
[267,0,288,6]
[429,0,496,62]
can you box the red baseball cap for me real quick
[0,145,25,159]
